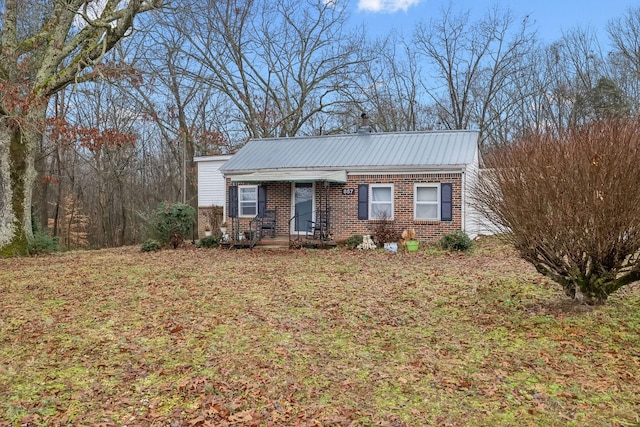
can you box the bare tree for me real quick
[71,81,140,247]
[117,14,231,206]
[608,7,640,116]
[521,42,578,136]
[0,0,160,255]
[343,32,430,132]
[413,4,535,146]
[494,26,618,143]
[35,79,142,248]
[608,6,640,75]
[472,119,640,304]
[175,0,365,139]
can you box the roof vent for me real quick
[358,112,371,134]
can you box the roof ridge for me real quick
[250,129,479,143]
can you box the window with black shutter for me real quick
[228,186,238,218]
[257,185,267,217]
[441,183,453,221]
[358,184,368,220]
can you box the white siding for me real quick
[463,159,481,239]
[463,156,498,238]
[195,156,232,215]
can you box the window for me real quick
[370,184,393,219]
[239,185,257,217]
[414,184,439,220]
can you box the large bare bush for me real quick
[473,119,640,304]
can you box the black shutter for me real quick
[258,185,267,217]
[228,186,238,218]
[441,183,452,221]
[358,184,369,220]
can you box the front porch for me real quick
[225,198,334,249]
[224,178,338,249]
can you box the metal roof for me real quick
[220,130,479,173]
[229,170,347,183]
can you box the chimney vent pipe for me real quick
[358,112,371,134]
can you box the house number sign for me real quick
[342,188,355,195]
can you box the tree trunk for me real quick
[0,122,17,253]
[0,106,45,256]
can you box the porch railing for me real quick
[229,207,331,249]
[288,208,331,247]
[229,216,260,249]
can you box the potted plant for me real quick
[204,224,212,237]
[401,228,419,252]
[220,221,228,235]
[405,240,419,252]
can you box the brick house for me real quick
[196,126,484,245]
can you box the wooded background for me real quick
[8,0,640,249]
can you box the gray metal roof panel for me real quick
[220,130,479,172]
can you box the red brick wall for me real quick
[222,173,463,243]
[329,173,462,242]
[219,180,293,237]
[263,182,292,235]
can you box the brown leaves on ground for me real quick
[1,238,639,426]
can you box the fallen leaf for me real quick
[228,410,253,422]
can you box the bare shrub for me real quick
[206,205,224,231]
[472,119,640,304]
[371,213,401,245]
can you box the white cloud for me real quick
[357,0,420,13]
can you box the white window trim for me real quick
[369,183,394,220]
[238,185,258,217]
[414,183,440,221]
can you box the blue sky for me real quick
[351,0,639,43]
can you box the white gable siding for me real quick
[195,156,232,216]
[463,158,498,238]
[463,158,481,239]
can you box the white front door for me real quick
[291,183,315,234]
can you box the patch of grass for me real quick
[1,242,639,426]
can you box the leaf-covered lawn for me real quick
[1,240,639,426]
